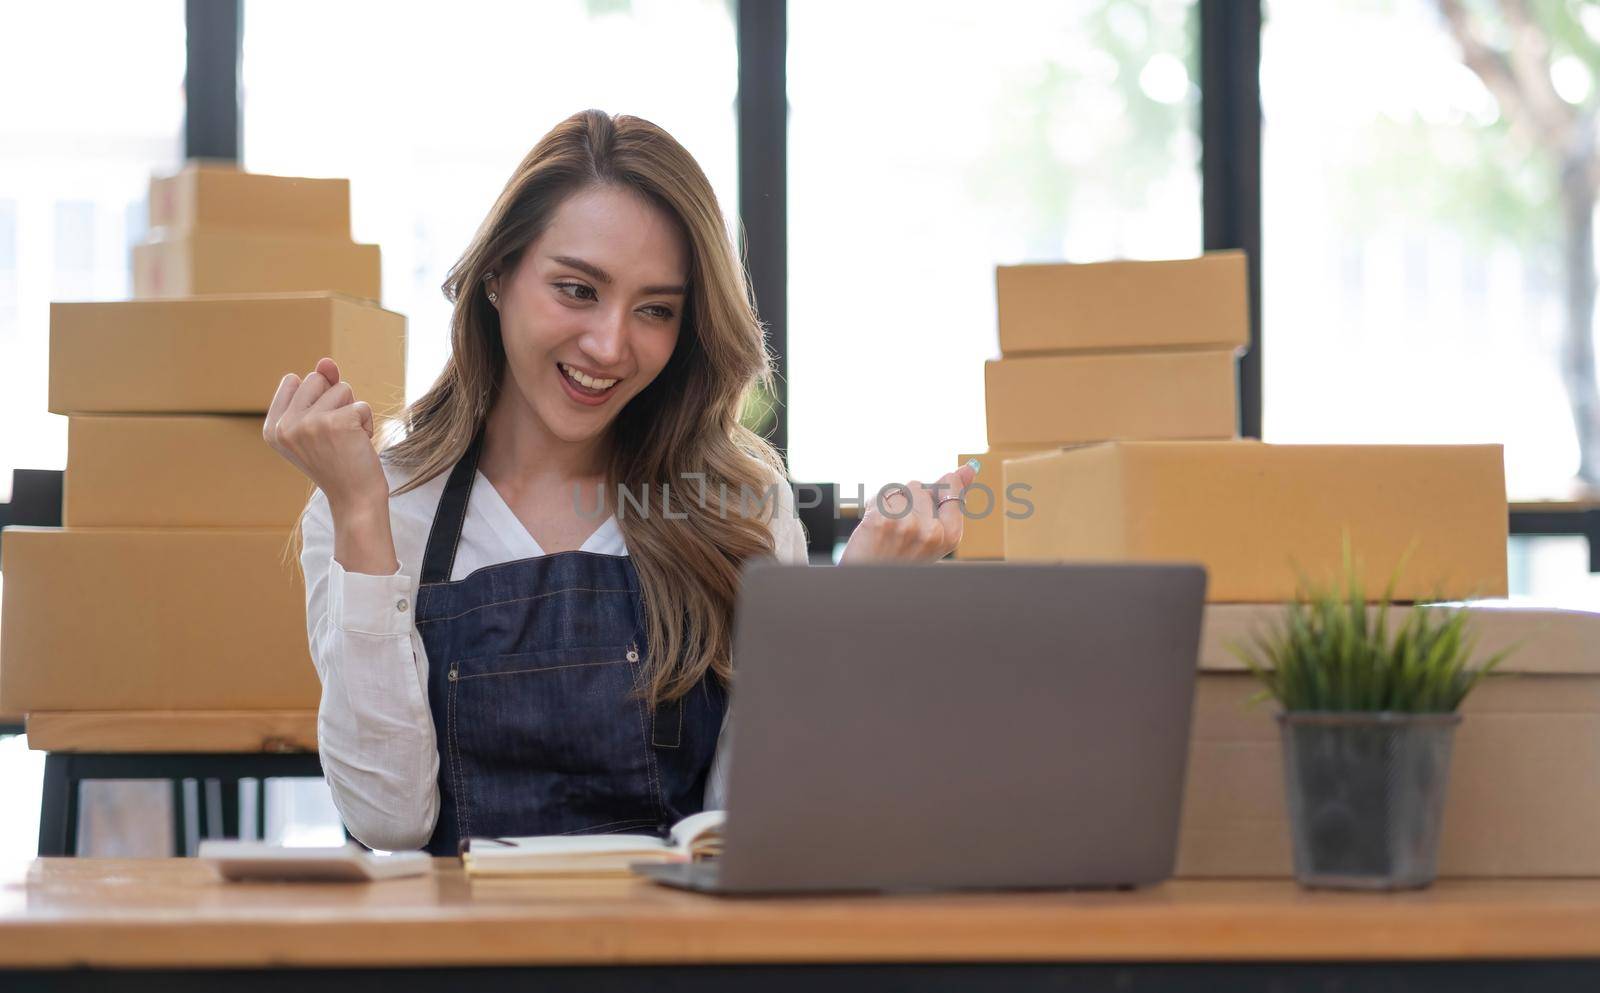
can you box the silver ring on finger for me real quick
[876,484,912,518]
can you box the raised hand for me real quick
[263,356,387,514]
[839,460,980,564]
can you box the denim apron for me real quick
[413,426,727,856]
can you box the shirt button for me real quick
[396,597,409,613]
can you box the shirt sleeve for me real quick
[703,709,733,811]
[769,491,810,564]
[300,487,441,851]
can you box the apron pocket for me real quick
[447,646,665,838]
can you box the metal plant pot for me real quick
[1277,710,1461,890]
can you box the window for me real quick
[787,0,1202,493]
[52,201,97,299]
[1262,0,1596,501]
[1510,535,1600,606]
[241,0,741,406]
[0,200,18,367]
[0,0,185,484]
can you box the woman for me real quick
[264,110,975,853]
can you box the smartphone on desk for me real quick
[198,840,432,882]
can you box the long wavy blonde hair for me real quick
[294,109,790,704]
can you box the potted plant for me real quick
[1232,544,1512,890]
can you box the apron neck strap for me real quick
[419,423,487,586]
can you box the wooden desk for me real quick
[4,860,1600,991]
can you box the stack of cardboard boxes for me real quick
[978,252,1600,878]
[957,251,1248,559]
[134,164,382,299]
[0,163,406,750]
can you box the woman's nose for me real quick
[580,305,629,366]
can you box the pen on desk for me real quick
[457,836,517,858]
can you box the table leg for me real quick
[181,778,200,856]
[202,779,222,839]
[36,754,77,857]
[170,779,186,857]
[220,779,240,839]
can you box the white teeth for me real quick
[560,363,617,390]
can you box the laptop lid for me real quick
[715,561,1206,893]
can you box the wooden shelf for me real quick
[24,711,317,753]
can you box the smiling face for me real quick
[487,183,689,448]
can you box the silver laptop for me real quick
[635,561,1206,895]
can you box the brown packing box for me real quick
[133,231,381,300]
[66,415,314,528]
[954,448,1053,559]
[0,527,316,712]
[1003,441,1508,601]
[984,349,1237,447]
[1179,602,1600,878]
[996,251,1249,354]
[49,293,406,416]
[150,162,351,237]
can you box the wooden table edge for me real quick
[7,864,1600,969]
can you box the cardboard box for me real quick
[1179,602,1600,878]
[49,293,406,416]
[133,231,381,300]
[984,349,1237,446]
[996,251,1249,354]
[150,162,351,237]
[66,415,314,528]
[0,527,317,712]
[1003,441,1508,601]
[954,448,1052,560]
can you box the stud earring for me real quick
[487,290,498,304]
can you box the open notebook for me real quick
[461,810,725,878]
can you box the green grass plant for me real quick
[1231,538,1513,713]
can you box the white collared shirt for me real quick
[300,458,808,851]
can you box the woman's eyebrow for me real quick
[548,254,686,296]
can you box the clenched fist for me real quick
[838,461,980,564]
[263,356,388,514]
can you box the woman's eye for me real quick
[555,282,672,320]
[554,282,596,301]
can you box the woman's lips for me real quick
[556,361,618,407]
